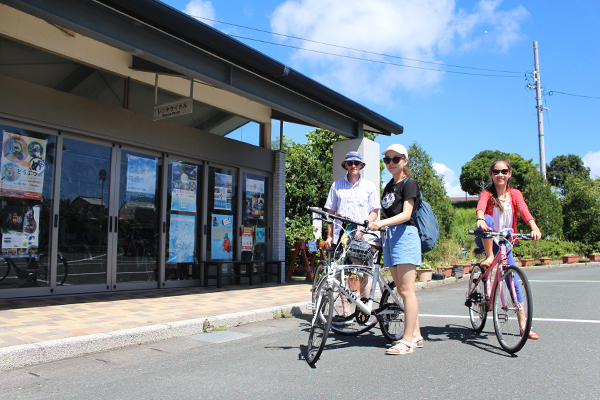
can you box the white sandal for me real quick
[386,339,414,355]
[413,336,424,348]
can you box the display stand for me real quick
[286,240,325,281]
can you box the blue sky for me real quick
[162,0,600,196]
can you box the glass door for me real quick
[0,123,56,293]
[241,173,268,261]
[206,166,236,261]
[57,138,112,289]
[112,149,161,288]
[164,158,202,284]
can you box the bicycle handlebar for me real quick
[308,206,386,232]
[468,230,533,240]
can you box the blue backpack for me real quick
[402,178,439,253]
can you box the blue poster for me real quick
[126,154,157,207]
[214,173,232,211]
[171,162,198,212]
[168,214,196,263]
[245,177,265,220]
[255,227,265,244]
[211,213,233,260]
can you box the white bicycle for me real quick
[306,207,405,366]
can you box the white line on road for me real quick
[528,280,600,283]
[419,314,600,324]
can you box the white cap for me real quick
[381,144,408,158]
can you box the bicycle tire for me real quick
[329,267,379,336]
[467,264,487,332]
[310,260,328,305]
[378,281,406,342]
[493,266,532,354]
[0,260,10,281]
[306,287,333,366]
[56,254,69,286]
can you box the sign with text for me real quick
[153,98,193,121]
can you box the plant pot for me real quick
[589,254,600,262]
[437,266,453,278]
[520,258,534,267]
[416,268,433,282]
[539,257,552,265]
[455,263,471,274]
[562,255,579,264]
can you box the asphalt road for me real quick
[2,265,599,399]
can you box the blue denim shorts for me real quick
[383,224,421,267]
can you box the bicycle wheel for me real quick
[329,267,379,336]
[466,264,487,332]
[55,254,69,286]
[306,287,333,366]
[378,281,405,342]
[493,266,532,354]
[310,260,328,304]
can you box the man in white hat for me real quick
[324,151,380,325]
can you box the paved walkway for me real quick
[0,280,312,349]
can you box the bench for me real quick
[202,259,283,288]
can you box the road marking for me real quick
[528,280,600,283]
[419,314,600,324]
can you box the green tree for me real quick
[518,170,562,238]
[459,150,538,195]
[561,176,600,245]
[408,142,454,236]
[546,154,590,194]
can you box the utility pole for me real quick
[533,41,546,178]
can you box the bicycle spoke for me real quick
[378,281,405,342]
[466,264,487,332]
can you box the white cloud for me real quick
[184,0,216,25]
[433,162,467,197]
[583,150,600,180]
[270,0,528,104]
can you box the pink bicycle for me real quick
[465,229,533,353]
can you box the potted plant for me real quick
[437,262,453,278]
[562,254,579,264]
[416,262,433,282]
[454,262,471,274]
[588,253,600,262]
[519,258,534,267]
[539,257,553,265]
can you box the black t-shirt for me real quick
[381,177,419,226]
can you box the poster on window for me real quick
[245,178,265,220]
[171,162,197,212]
[1,205,40,258]
[211,213,233,259]
[255,227,265,244]
[168,214,195,263]
[126,154,157,208]
[242,227,254,251]
[0,132,47,200]
[214,173,232,211]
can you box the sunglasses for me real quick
[492,169,510,175]
[383,156,405,164]
[345,160,362,167]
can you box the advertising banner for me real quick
[168,214,196,263]
[171,162,197,212]
[214,172,232,211]
[242,226,254,251]
[244,177,265,220]
[1,205,40,258]
[0,132,47,200]
[126,154,157,207]
[211,213,233,260]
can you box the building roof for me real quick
[4,0,403,137]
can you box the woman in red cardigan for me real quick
[475,159,541,340]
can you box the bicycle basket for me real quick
[346,239,375,262]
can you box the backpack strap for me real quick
[400,177,421,223]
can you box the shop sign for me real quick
[153,98,193,121]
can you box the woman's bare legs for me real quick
[389,264,421,351]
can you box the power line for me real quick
[192,15,524,75]
[548,90,600,100]
[231,35,523,78]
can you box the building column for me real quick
[273,150,286,281]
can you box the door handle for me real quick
[109,216,112,232]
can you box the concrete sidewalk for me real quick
[0,261,593,371]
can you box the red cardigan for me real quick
[476,188,535,234]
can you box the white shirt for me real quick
[324,175,381,243]
[493,193,513,232]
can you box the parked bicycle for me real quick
[0,252,69,286]
[306,207,404,365]
[465,229,533,353]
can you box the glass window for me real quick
[206,167,236,260]
[241,173,268,261]
[165,160,202,280]
[0,124,56,288]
